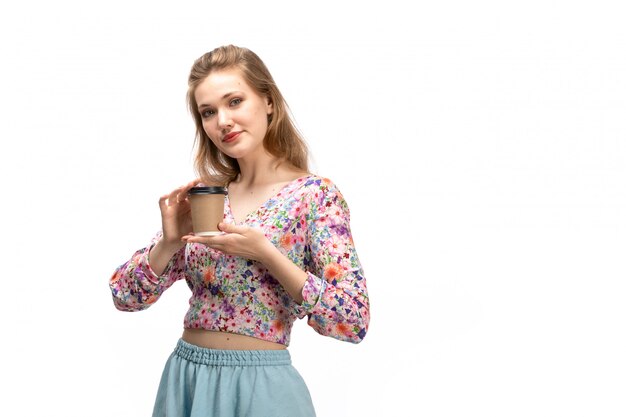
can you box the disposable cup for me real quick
[188,186,227,236]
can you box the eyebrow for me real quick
[197,91,244,110]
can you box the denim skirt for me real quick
[152,339,316,417]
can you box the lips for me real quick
[223,131,241,143]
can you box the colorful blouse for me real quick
[109,175,369,346]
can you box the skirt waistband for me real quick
[174,339,292,366]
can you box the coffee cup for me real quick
[188,186,228,236]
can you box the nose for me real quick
[217,109,233,130]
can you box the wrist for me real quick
[258,240,281,266]
[154,238,185,257]
[261,246,307,304]
[148,238,185,276]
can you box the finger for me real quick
[218,222,248,234]
[158,194,169,210]
[181,234,200,244]
[168,186,187,206]
[181,233,215,242]
[189,178,203,187]
[176,179,204,204]
[182,235,223,249]
[183,178,202,193]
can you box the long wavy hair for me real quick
[187,45,310,185]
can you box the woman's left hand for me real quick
[181,222,276,262]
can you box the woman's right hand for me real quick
[158,178,202,248]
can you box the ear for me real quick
[265,96,273,115]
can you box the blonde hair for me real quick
[187,45,310,185]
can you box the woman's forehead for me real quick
[195,69,253,103]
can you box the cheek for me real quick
[202,130,221,149]
[202,120,216,137]
[205,134,222,151]
[250,108,268,129]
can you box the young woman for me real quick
[110,45,369,417]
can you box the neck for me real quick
[236,150,285,187]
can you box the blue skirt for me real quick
[152,339,316,417]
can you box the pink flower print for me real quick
[110,270,122,284]
[323,262,344,283]
[326,234,347,256]
[335,322,353,338]
[203,268,215,285]
[271,319,284,333]
[280,232,295,250]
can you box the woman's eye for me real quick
[201,109,215,118]
[230,98,242,106]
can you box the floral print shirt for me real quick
[109,175,369,346]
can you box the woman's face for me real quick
[194,68,273,160]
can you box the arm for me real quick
[110,179,200,311]
[297,180,370,343]
[109,233,187,311]
[183,224,310,303]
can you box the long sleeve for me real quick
[298,180,370,343]
[109,233,187,311]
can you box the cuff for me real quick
[141,242,178,284]
[295,272,326,319]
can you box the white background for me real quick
[1,1,625,416]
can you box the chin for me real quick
[223,144,263,160]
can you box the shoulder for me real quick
[299,174,350,215]
[300,174,342,194]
